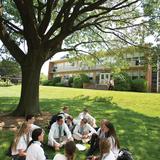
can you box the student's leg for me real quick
[48,139,60,151]
[73,134,82,141]
[87,133,99,156]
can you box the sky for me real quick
[41,52,67,75]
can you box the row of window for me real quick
[52,56,145,72]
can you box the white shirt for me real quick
[26,141,46,160]
[73,123,96,138]
[77,112,97,127]
[48,122,72,145]
[12,134,31,155]
[108,136,119,158]
[97,128,107,139]
[53,153,67,160]
[96,129,119,158]
[30,124,40,131]
[102,151,116,160]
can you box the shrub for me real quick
[68,77,74,87]
[73,76,83,88]
[0,80,13,87]
[73,74,90,88]
[80,74,90,83]
[41,80,52,86]
[40,73,47,84]
[52,77,61,84]
[131,79,147,92]
[41,77,61,86]
[113,72,131,91]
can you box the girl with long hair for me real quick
[53,141,76,160]
[87,120,120,158]
[26,128,46,160]
[11,122,31,160]
[99,139,116,160]
[103,121,120,157]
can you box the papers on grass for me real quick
[76,144,86,151]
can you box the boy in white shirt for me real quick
[73,118,96,143]
[48,115,73,150]
[26,115,40,134]
[76,108,97,128]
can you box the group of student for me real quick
[10,106,133,160]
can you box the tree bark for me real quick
[12,58,43,116]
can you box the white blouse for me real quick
[53,153,67,160]
[102,151,116,160]
[11,134,31,156]
[108,136,119,158]
[26,141,46,160]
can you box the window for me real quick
[101,74,104,79]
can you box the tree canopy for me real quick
[0,0,146,59]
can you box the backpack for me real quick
[48,112,64,129]
[117,148,134,160]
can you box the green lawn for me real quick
[0,86,160,160]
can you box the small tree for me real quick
[0,59,21,77]
[113,72,132,91]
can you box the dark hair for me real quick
[82,118,88,124]
[63,106,68,111]
[65,141,76,160]
[26,115,34,121]
[67,116,73,121]
[27,128,43,148]
[56,115,63,121]
[104,121,120,148]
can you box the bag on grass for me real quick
[117,148,134,160]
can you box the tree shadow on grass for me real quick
[0,96,160,160]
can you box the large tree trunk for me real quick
[12,59,43,116]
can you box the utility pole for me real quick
[157,55,160,93]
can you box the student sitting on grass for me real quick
[87,120,120,158]
[26,128,46,160]
[87,139,116,160]
[76,108,97,128]
[48,115,73,151]
[26,115,40,134]
[53,141,76,160]
[66,116,76,133]
[11,122,31,160]
[73,118,96,143]
[60,106,71,120]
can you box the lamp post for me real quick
[157,55,160,93]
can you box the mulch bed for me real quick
[0,112,52,130]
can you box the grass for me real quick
[0,85,160,160]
